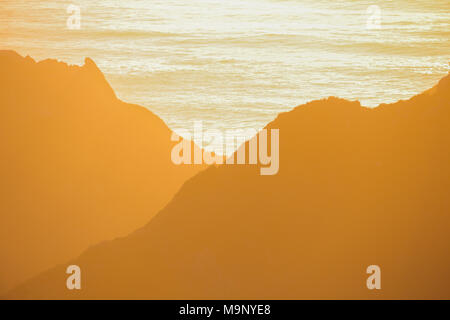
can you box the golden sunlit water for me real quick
[1,0,449,152]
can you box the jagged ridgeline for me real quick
[0,51,205,295]
[2,51,450,299]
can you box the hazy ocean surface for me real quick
[1,0,449,153]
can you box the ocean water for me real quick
[1,0,449,153]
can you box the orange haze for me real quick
[2,51,449,299]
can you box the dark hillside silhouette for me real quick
[0,51,205,294]
[5,60,450,299]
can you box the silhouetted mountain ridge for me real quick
[0,50,204,294]
[5,60,449,299]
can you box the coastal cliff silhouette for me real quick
[0,51,205,294]
[2,51,450,299]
